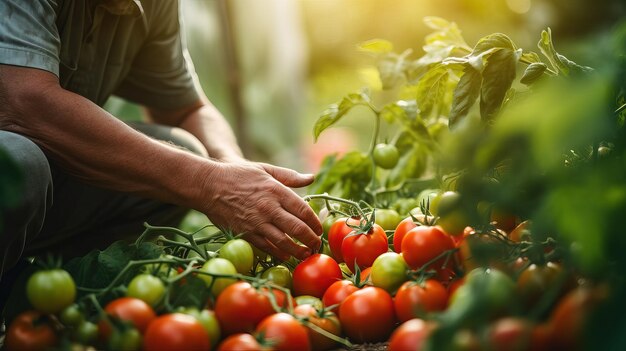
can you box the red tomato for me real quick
[217,333,263,351]
[487,317,533,351]
[401,225,455,271]
[394,279,448,322]
[447,277,465,298]
[215,281,280,335]
[98,297,157,339]
[388,318,436,351]
[5,311,58,351]
[292,254,343,298]
[341,224,389,273]
[338,286,395,343]
[359,266,373,285]
[256,313,310,351]
[392,217,418,253]
[143,313,210,351]
[328,217,361,263]
[293,304,342,351]
[322,280,359,315]
[516,262,563,308]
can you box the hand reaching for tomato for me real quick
[198,159,323,261]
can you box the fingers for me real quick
[261,163,314,188]
[242,234,286,261]
[272,208,322,253]
[255,223,312,260]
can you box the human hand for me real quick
[199,160,322,261]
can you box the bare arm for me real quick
[0,65,321,260]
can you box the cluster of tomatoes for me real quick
[3,194,607,351]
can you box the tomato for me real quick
[295,295,323,309]
[256,313,310,351]
[143,313,210,351]
[338,286,395,343]
[394,279,448,322]
[292,254,342,298]
[108,328,142,351]
[373,143,400,169]
[99,297,157,339]
[322,280,359,314]
[516,262,563,309]
[219,239,254,275]
[359,266,373,284]
[217,333,263,351]
[59,304,84,327]
[370,252,408,293]
[490,207,518,233]
[436,191,471,236]
[447,277,465,297]
[327,217,361,263]
[293,304,342,351]
[401,225,455,271]
[214,281,280,335]
[261,265,293,289]
[374,208,402,231]
[388,318,435,351]
[392,217,418,253]
[341,223,388,273]
[73,320,99,344]
[127,274,165,306]
[5,311,57,351]
[26,268,76,314]
[487,317,533,351]
[178,307,221,348]
[508,220,531,242]
[198,257,238,296]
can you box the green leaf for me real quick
[521,51,542,64]
[168,275,210,309]
[538,28,570,75]
[380,100,419,123]
[471,33,516,56]
[480,49,518,123]
[358,39,394,54]
[423,16,451,30]
[313,91,371,141]
[449,65,482,129]
[309,151,372,200]
[387,145,428,187]
[415,64,450,117]
[520,62,548,85]
[377,50,412,89]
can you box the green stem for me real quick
[303,194,365,218]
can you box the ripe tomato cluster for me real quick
[4,203,607,351]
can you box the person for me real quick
[0,0,322,283]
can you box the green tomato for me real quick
[109,328,142,351]
[261,265,293,289]
[27,269,76,314]
[219,239,254,275]
[373,143,400,169]
[127,274,165,307]
[73,320,98,344]
[178,307,221,347]
[371,252,409,293]
[294,295,324,310]
[374,208,402,231]
[60,304,84,327]
[198,258,238,296]
[436,191,471,236]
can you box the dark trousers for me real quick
[0,122,208,280]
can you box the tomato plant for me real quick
[26,268,76,314]
[255,313,311,351]
[338,286,395,343]
[143,313,211,351]
[292,254,342,298]
[127,273,165,306]
[5,311,58,351]
[341,223,388,272]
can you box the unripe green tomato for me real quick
[73,320,99,344]
[60,304,84,327]
[294,295,324,310]
[373,143,400,169]
[371,252,409,293]
[198,258,238,296]
[127,274,166,307]
[27,269,76,314]
[261,265,293,289]
[374,208,402,231]
[109,328,142,351]
[219,239,254,275]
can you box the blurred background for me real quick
[104,0,625,174]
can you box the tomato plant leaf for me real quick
[309,151,372,201]
[358,38,394,54]
[386,145,428,187]
[380,100,419,123]
[377,50,412,89]
[313,91,371,141]
[480,49,519,123]
[521,51,542,64]
[449,65,482,129]
[168,275,210,309]
[520,62,548,85]
[415,64,450,118]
